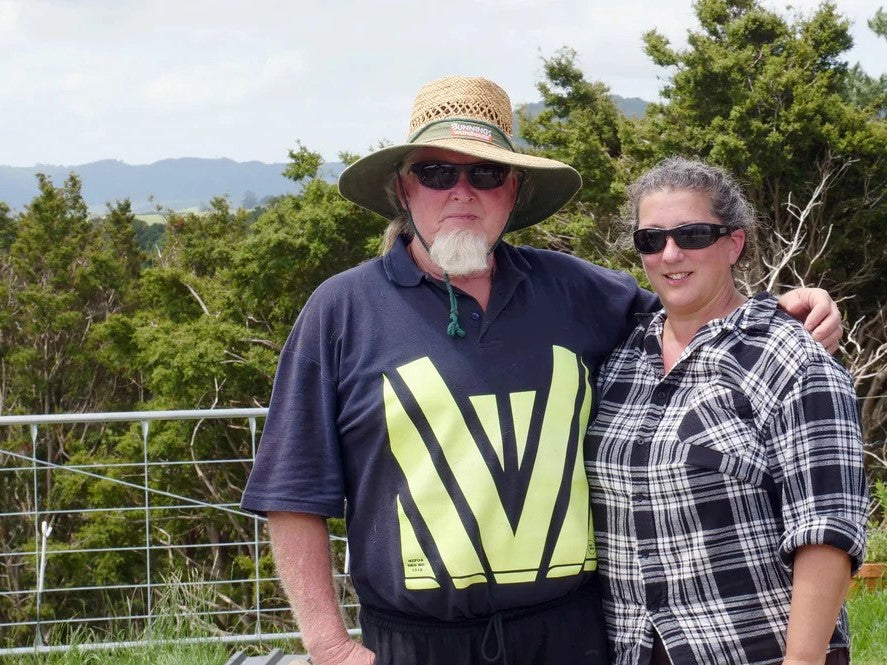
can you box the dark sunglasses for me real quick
[633,222,732,254]
[409,161,510,190]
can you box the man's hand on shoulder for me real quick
[777,287,842,354]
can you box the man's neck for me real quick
[407,237,495,310]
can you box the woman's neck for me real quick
[661,288,747,373]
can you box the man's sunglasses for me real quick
[633,222,732,254]
[409,162,510,190]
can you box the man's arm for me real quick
[268,512,375,665]
[777,288,842,353]
[782,544,852,665]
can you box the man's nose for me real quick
[450,171,476,198]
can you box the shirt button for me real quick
[653,388,667,402]
[470,312,481,321]
[633,492,647,502]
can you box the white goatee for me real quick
[428,229,490,277]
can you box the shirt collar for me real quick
[383,234,424,287]
[641,291,778,341]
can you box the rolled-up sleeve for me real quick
[771,359,868,573]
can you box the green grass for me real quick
[849,584,887,665]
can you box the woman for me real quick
[586,157,868,665]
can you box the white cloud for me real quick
[0,0,882,167]
[0,0,21,33]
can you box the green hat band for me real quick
[408,118,515,152]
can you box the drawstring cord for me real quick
[481,612,508,664]
[444,273,466,338]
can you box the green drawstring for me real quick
[444,273,466,338]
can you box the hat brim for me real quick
[337,138,581,232]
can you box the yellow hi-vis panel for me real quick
[396,496,441,589]
[510,391,535,469]
[384,375,487,589]
[384,345,593,590]
[547,360,596,576]
[469,394,504,469]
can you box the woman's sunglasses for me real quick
[409,162,510,190]
[633,222,732,254]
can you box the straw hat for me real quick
[337,76,582,232]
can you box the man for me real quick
[241,77,840,665]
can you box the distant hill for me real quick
[516,94,649,135]
[0,158,346,214]
[0,95,648,214]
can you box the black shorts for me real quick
[359,579,610,665]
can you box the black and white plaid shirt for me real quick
[586,294,867,665]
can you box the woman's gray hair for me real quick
[623,156,757,263]
[378,159,532,255]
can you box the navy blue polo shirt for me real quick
[241,235,656,620]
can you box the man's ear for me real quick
[396,175,410,208]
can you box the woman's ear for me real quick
[728,229,746,266]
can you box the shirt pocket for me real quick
[674,386,780,515]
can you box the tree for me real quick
[231,144,385,332]
[241,190,259,210]
[56,145,385,639]
[1,174,129,416]
[0,201,15,251]
[844,8,887,114]
[0,177,147,640]
[514,48,636,266]
[634,0,887,321]
[519,47,628,217]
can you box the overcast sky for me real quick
[1,0,883,167]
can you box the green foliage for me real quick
[0,201,15,251]
[843,8,887,114]
[0,174,143,429]
[864,477,887,568]
[519,47,628,228]
[282,141,324,182]
[872,480,887,530]
[0,154,384,646]
[338,151,361,166]
[868,528,887,563]
[870,7,887,37]
[231,181,384,327]
[0,572,233,664]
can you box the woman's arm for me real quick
[782,544,852,665]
